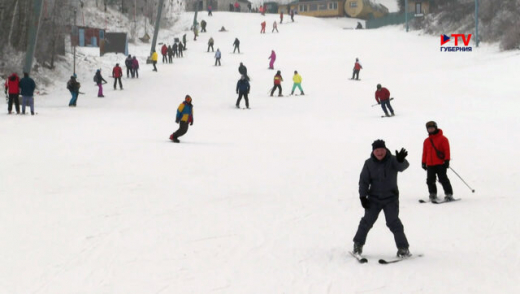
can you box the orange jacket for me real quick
[422,129,450,166]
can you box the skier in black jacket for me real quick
[238,62,249,81]
[236,75,250,109]
[352,140,412,258]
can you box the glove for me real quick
[360,196,370,209]
[395,148,408,163]
[422,163,427,170]
[444,160,450,169]
[175,120,179,124]
[378,102,381,105]
[190,121,193,126]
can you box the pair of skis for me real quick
[349,251,423,264]
[419,198,461,204]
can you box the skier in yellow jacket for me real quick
[151,50,158,71]
[290,70,304,95]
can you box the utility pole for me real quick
[73,8,77,75]
[150,0,166,55]
[475,0,479,47]
[405,0,409,32]
[23,0,44,74]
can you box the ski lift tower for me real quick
[149,0,166,60]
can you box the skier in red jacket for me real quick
[422,121,454,202]
[161,44,168,63]
[375,84,394,117]
[112,63,123,90]
[5,73,20,114]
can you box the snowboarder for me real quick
[112,63,123,90]
[125,55,133,78]
[19,72,36,115]
[132,56,140,78]
[94,69,107,97]
[67,74,81,107]
[170,95,194,143]
[238,62,249,81]
[375,84,394,117]
[270,70,283,97]
[233,38,240,53]
[290,70,304,95]
[201,19,207,32]
[268,50,276,69]
[5,72,20,114]
[260,21,266,34]
[422,121,454,202]
[272,21,278,33]
[215,48,222,66]
[151,50,158,71]
[236,75,250,109]
[167,45,173,63]
[208,37,215,52]
[352,58,362,80]
[161,44,168,63]
[352,140,411,258]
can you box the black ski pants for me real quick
[162,55,167,63]
[113,77,123,89]
[126,67,133,78]
[353,198,409,249]
[208,44,214,52]
[236,92,249,108]
[270,84,282,96]
[215,58,221,66]
[233,45,240,53]
[426,165,453,195]
[173,121,190,139]
[352,69,360,80]
[8,94,20,113]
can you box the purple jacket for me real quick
[269,51,276,61]
[132,58,139,69]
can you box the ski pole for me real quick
[371,97,393,107]
[449,167,475,193]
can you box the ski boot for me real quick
[429,193,438,202]
[444,194,455,202]
[353,242,363,255]
[397,248,411,258]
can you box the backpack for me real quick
[93,75,97,83]
[67,80,73,91]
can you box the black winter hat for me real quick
[426,121,438,129]
[372,139,386,150]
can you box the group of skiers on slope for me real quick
[160,41,186,64]
[352,122,454,259]
[260,21,279,34]
[4,72,37,115]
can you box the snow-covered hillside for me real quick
[1,10,520,294]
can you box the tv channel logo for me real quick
[440,34,472,52]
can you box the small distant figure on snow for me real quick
[201,19,207,32]
[170,95,194,143]
[5,72,20,114]
[375,84,394,117]
[233,38,240,53]
[352,58,362,80]
[208,37,215,52]
[236,75,251,109]
[167,45,173,63]
[272,21,278,33]
[270,70,283,97]
[94,69,107,97]
[132,56,139,78]
[356,22,363,29]
[238,62,250,81]
[290,9,295,22]
[112,63,123,90]
[268,50,276,69]
[125,55,133,78]
[151,50,158,71]
[280,11,283,23]
[215,48,222,66]
[208,5,213,16]
[291,71,304,95]
[260,21,266,34]
[219,26,227,32]
[161,44,168,63]
[19,72,36,115]
[67,74,81,107]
